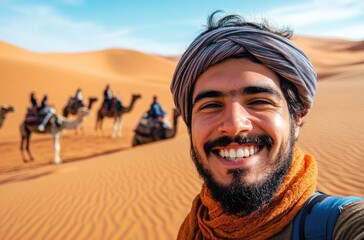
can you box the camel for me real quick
[63,96,98,117]
[95,94,141,138]
[0,105,15,129]
[20,107,90,164]
[132,109,180,146]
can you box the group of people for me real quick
[30,88,84,131]
[104,84,167,139]
[29,84,167,137]
[30,92,56,131]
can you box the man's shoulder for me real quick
[271,195,364,239]
[294,194,363,239]
[334,199,364,239]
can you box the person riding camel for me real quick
[37,94,56,131]
[30,92,38,113]
[103,84,113,111]
[148,95,166,139]
[114,92,123,111]
[74,88,84,108]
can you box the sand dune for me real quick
[0,137,198,239]
[0,36,363,239]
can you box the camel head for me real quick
[88,97,98,109]
[2,105,16,113]
[132,94,142,101]
[120,94,142,114]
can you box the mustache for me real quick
[203,134,274,156]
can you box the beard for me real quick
[189,123,295,217]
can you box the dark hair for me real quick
[279,77,305,121]
[201,10,293,39]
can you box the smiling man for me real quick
[170,11,364,239]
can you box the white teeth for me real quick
[236,149,244,158]
[244,148,249,157]
[249,147,254,156]
[219,149,224,158]
[224,149,229,157]
[229,149,236,158]
[217,146,259,159]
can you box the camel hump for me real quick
[68,98,84,110]
[134,115,154,137]
[134,114,168,137]
[101,98,122,114]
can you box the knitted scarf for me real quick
[177,147,317,239]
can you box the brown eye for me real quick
[249,100,271,105]
[200,102,222,110]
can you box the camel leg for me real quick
[117,118,123,138]
[95,119,104,137]
[20,124,34,162]
[99,119,105,137]
[25,135,34,161]
[95,119,99,131]
[20,136,28,163]
[111,119,117,139]
[95,111,103,135]
[112,116,122,138]
[53,132,62,164]
[75,125,83,135]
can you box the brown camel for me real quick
[20,107,90,164]
[0,105,15,129]
[132,109,180,146]
[95,94,141,138]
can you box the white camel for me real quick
[20,107,90,164]
[0,105,15,129]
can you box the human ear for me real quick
[294,116,302,139]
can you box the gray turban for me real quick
[170,26,317,125]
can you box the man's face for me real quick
[190,58,300,214]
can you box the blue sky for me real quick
[0,0,363,55]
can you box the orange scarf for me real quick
[177,146,317,239]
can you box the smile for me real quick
[214,145,261,161]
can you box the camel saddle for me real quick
[101,97,123,114]
[24,108,49,127]
[134,115,165,138]
[68,98,84,111]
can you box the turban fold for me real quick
[170,26,317,125]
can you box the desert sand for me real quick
[0,36,363,239]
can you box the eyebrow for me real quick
[192,86,283,106]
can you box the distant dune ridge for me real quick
[0,36,363,239]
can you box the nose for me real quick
[217,101,253,135]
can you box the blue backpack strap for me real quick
[292,192,363,240]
